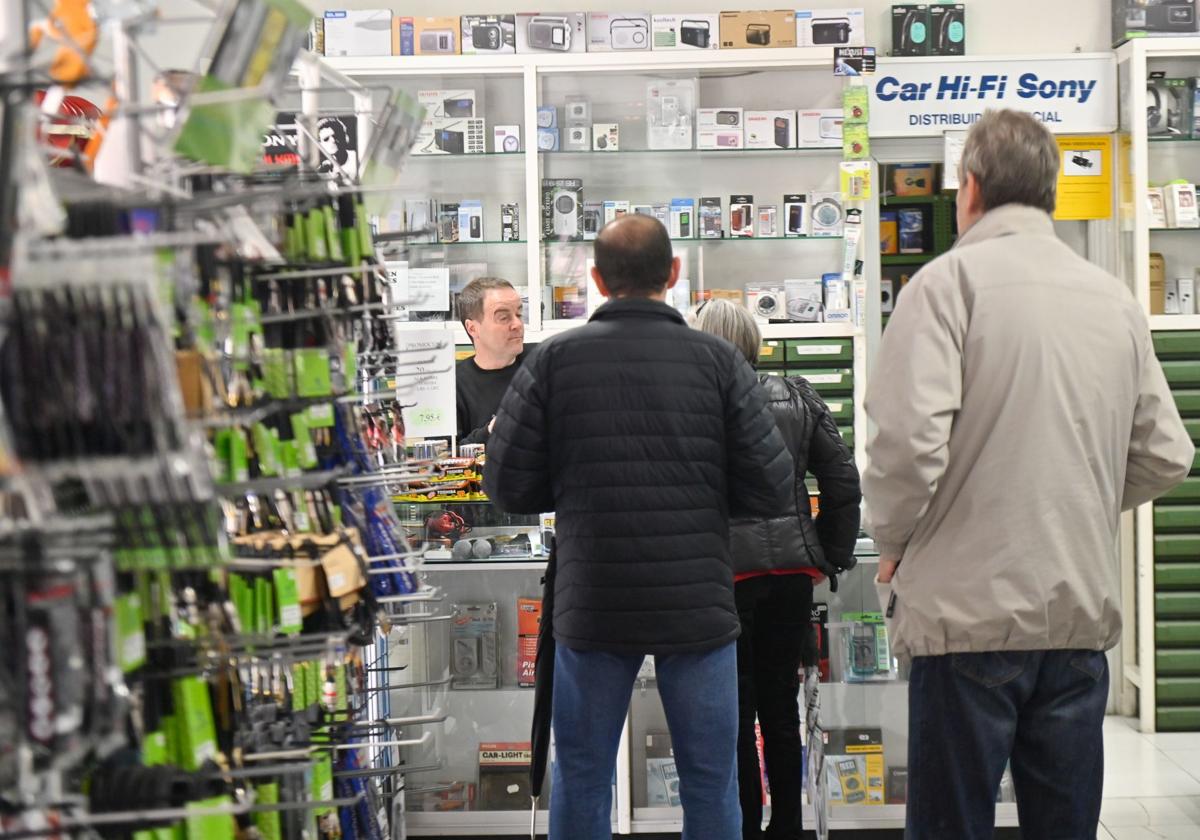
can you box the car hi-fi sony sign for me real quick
[868,55,1117,136]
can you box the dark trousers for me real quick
[735,574,814,840]
[907,649,1109,840]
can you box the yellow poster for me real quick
[1053,135,1113,221]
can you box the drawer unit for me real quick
[1164,478,1200,503]
[1158,649,1200,675]
[1173,391,1200,418]
[758,340,786,368]
[1157,563,1200,590]
[1156,535,1200,559]
[1158,591,1200,619]
[1187,419,1200,443]
[1157,620,1200,647]
[1156,677,1200,705]
[823,398,855,424]
[1158,707,1200,730]
[784,338,852,366]
[1153,331,1200,359]
[789,368,853,395]
[838,425,854,449]
[1164,361,1200,390]
[1156,505,1200,532]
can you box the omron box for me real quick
[323,10,393,57]
[746,111,796,149]
[796,8,866,47]
[720,10,798,49]
[516,13,587,53]
[929,4,965,55]
[461,15,516,54]
[892,5,931,56]
[413,16,461,55]
[798,109,844,147]
[587,13,652,51]
[418,90,476,119]
[652,14,719,50]
[1113,0,1199,45]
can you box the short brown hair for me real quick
[457,277,515,328]
[960,110,1059,215]
[594,214,674,298]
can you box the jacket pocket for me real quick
[950,652,1027,689]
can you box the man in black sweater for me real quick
[455,277,528,445]
[484,215,793,840]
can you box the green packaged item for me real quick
[115,593,147,673]
[311,755,334,816]
[323,203,344,263]
[261,348,293,399]
[291,413,318,468]
[252,423,280,477]
[229,428,250,484]
[294,348,333,397]
[307,403,335,429]
[255,576,274,635]
[253,783,282,840]
[184,795,236,840]
[173,676,218,770]
[274,568,303,634]
[843,86,869,125]
[306,207,328,261]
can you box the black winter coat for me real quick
[483,298,794,655]
[730,375,861,582]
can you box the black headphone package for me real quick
[891,4,931,56]
[930,4,965,56]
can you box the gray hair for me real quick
[688,298,761,365]
[959,110,1059,214]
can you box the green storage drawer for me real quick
[758,340,786,368]
[791,368,853,395]
[1157,706,1200,730]
[784,339,853,365]
[1158,649,1200,675]
[823,398,855,423]
[1157,621,1200,647]
[1156,677,1200,704]
[1164,361,1200,389]
[762,369,784,378]
[1186,419,1200,443]
[1153,331,1200,359]
[1156,535,1200,560]
[1164,478,1200,503]
[838,426,855,449]
[1173,391,1200,418]
[1158,592,1200,618]
[1156,505,1200,532]
[1157,564,1200,589]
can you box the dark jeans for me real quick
[735,574,814,840]
[907,649,1109,840]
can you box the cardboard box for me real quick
[478,743,532,810]
[719,10,798,49]
[698,130,743,150]
[603,200,630,225]
[323,10,393,57]
[700,197,722,238]
[892,5,931,57]
[413,16,461,55]
[461,15,517,54]
[450,602,498,689]
[646,732,681,807]
[592,123,619,151]
[1149,79,1195,136]
[418,89,476,120]
[746,110,796,149]
[898,207,924,253]
[826,728,885,806]
[671,198,696,238]
[1113,0,1200,46]
[1166,277,1181,314]
[796,8,866,47]
[494,125,521,153]
[543,178,583,240]
[517,597,541,687]
[698,109,743,149]
[652,14,719,50]
[516,13,587,53]
[392,17,413,55]
[1148,187,1168,227]
[784,194,808,237]
[1180,276,1197,315]
[798,109,843,148]
[1164,182,1200,228]
[880,210,898,254]
[929,3,965,55]
[587,12,652,51]
[785,278,824,322]
[748,285,786,322]
[458,200,484,242]
[1150,252,1166,314]
[730,195,755,238]
[415,118,486,155]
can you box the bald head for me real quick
[593,214,675,298]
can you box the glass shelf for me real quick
[541,146,842,157]
[1150,227,1200,232]
[1149,136,1200,143]
[406,240,526,247]
[541,236,845,245]
[408,151,524,159]
[881,194,953,206]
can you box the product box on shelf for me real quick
[826,728,885,806]
[698,107,743,130]
[929,3,966,55]
[582,201,603,239]
[748,285,787,322]
[418,89,476,119]
[494,124,521,153]
[809,192,844,237]
[415,117,486,155]
[652,14,720,50]
[757,205,778,238]
[824,272,851,322]
[405,198,436,243]
[461,14,517,54]
[438,202,460,243]
[1166,277,1182,314]
[1149,78,1194,136]
[593,123,619,150]
[887,767,909,804]
[730,195,755,237]
[892,5,931,57]
[587,12,652,51]
[543,178,583,240]
[516,13,587,53]
[1194,78,1200,136]
[719,10,798,49]
[479,742,532,810]
[322,10,392,57]
[786,278,825,322]
[698,107,744,149]
[517,596,541,687]
[603,200,630,225]
[798,109,843,148]
[413,16,461,55]
[880,210,898,254]
[647,79,696,150]
[700,196,723,238]
[538,105,559,128]
[898,207,924,253]
[1180,276,1197,315]
[892,163,934,196]
[784,194,808,237]
[392,17,413,55]
[1113,0,1199,45]
[843,611,893,680]
[646,732,681,807]
[795,7,866,47]
[1164,182,1200,228]
[451,602,499,689]
[811,601,830,680]
[537,105,560,151]
[671,198,696,238]
[1148,187,1169,227]
[501,203,520,241]
[564,122,590,151]
[745,110,796,149]
[1151,252,1166,314]
[458,200,484,242]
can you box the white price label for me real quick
[792,344,842,356]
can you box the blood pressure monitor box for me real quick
[587,13,652,51]
[516,13,588,53]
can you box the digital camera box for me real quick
[516,13,588,53]
[323,10,393,57]
[796,8,866,47]
[892,5,931,56]
[542,178,584,241]
[450,602,498,689]
[478,742,532,810]
[720,10,798,49]
[652,14,720,50]
[587,13,652,51]
[1113,0,1199,45]
[413,16,461,55]
[461,15,516,54]
[826,728,885,806]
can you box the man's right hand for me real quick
[877,554,901,583]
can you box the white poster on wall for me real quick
[391,329,456,439]
[868,55,1117,137]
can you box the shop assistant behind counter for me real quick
[455,277,532,445]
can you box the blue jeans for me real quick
[907,649,1109,840]
[550,642,741,840]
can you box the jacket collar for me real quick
[954,204,1055,250]
[589,296,685,325]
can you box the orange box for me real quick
[517,597,542,637]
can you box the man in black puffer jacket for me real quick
[484,214,793,840]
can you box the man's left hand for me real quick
[877,554,901,583]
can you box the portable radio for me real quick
[812,17,852,44]
[680,19,711,48]
[420,29,456,54]
[528,16,572,51]
[745,23,771,46]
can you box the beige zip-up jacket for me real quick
[864,205,1193,660]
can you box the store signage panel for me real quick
[869,56,1117,137]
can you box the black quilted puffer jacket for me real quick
[483,297,794,656]
[730,375,861,587]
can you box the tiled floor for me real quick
[1100,716,1200,839]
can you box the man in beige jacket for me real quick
[865,110,1193,840]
